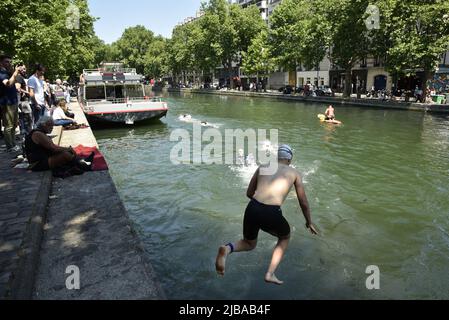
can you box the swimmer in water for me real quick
[246,153,256,166]
[215,145,318,285]
[180,114,192,121]
[237,149,245,166]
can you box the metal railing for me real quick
[83,68,138,75]
[85,97,163,104]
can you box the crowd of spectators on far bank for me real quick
[0,54,75,154]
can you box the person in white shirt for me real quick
[52,100,76,126]
[28,64,47,125]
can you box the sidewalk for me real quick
[167,88,449,113]
[32,103,164,300]
[1,103,165,300]
[0,139,51,299]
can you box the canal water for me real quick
[94,93,449,300]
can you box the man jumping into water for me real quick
[215,145,318,285]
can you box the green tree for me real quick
[2,0,101,81]
[186,20,216,85]
[201,0,237,86]
[270,0,330,88]
[200,0,266,87]
[268,0,302,87]
[167,22,198,83]
[90,36,111,67]
[12,0,71,79]
[232,4,268,73]
[144,36,168,79]
[323,0,372,97]
[0,0,22,55]
[63,0,101,80]
[112,25,155,74]
[379,0,449,94]
[242,30,275,88]
[294,3,330,72]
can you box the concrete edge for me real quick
[8,171,53,300]
[165,88,449,114]
[6,124,63,299]
[70,100,166,299]
[106,174,167,300]
[73,101,166,298]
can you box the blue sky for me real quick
[88,0,204,43]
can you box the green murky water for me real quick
[94,92,449,300]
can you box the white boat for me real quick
[78,63,168,124]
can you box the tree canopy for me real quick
[242,30,275,79]
[2,0,447,89]
[109,25,155,75]
[1,0,106,81]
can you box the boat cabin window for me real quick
[106,85,124,101]
[125,84,144,99]
[86,86,106,100]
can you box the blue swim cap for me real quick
[278,145,293,160]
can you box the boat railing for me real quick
[86,97,163,104]
[83,67,138,75]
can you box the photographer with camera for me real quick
[0,54,21,153]
[15,63,33,135]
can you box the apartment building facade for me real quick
[178,0,448,92]
[176,10,204,28]
[268,0,283,16]
[235,0,269,20]
[429,52,449,94]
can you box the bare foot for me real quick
[215,246,229,276]
[265,272,284,285]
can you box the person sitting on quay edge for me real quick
[25,116,93,172]
[52,100,76,127]
[325,105,336,121]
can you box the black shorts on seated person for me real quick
[243,198,291,240]
[29,156,50,172]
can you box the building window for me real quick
[360,58,367,68]
[374,57,381,67]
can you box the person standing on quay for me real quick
[216,145,318,285]
[15,63,33,135]
[0,54,21,152]
[325,105,336,121]
[28,64,47,126]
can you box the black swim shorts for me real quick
[243,199,291,241]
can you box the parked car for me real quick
[321,86,333,96]
[203,81,220,90]
[314,85,333,97]
[278,85,296,94]
[295,85,305,94]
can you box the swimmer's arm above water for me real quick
[246,168,260,199]
[295,173,318,235]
